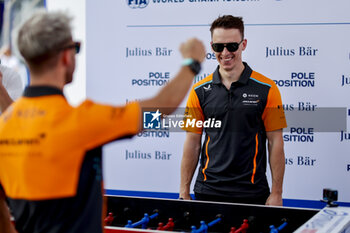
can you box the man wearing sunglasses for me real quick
[180,15,287,206]
[0,11,206,233]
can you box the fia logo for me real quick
[143,109,161,129]
[126,0,149,9]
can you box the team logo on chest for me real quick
[242,93,260,105]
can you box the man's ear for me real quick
[242,39,247,51]
[61,50,72,66]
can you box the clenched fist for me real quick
[180,38,206,63]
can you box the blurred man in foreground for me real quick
[0,11,205,233]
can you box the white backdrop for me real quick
[85,0,350,207]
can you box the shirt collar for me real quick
[23,86,64,97]
[212,62,253,85]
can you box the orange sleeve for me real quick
[76,101,141,150]
[181,87,204,134]
[262,84,287,131]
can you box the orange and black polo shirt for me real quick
[0,86,140,233]
[183,63,287,198]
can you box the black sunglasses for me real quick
[211,40,243,52]
[60,41,81,54]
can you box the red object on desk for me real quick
[105,212,115,226]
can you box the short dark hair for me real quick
[210,15,244,39]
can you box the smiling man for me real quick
[180,15,287,206]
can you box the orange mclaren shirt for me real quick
[182,63,287,198]
[0,86,140,233]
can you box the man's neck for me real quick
[219,62,245,89]
[29,71,65,91]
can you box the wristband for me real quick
[182,58,201,75]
